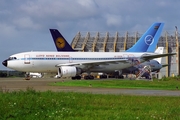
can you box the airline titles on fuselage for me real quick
[36,54,70,58]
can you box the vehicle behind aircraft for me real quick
[29,72,43,78]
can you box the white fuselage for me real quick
[5,51,156,73]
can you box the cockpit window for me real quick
[8,57,17,60]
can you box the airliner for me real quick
[49,23,165,79]
[2,23,176,80]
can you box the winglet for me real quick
[49,29,76,52]
[126,23,164,52]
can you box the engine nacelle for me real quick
[58,66,82,77]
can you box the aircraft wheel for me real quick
[72,76,81,80]
[84,76,89,80]
[89,75,94,80]
[76,76,81,80]
[84,75,94,80]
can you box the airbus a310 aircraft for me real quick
[2,23,175,80]
[49,23,165,79]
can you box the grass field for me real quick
[52,77,180,90]
[0,77,180,119]
[0,88,180,120]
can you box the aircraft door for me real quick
[24,54,30,64]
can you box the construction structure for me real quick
[71,29,180,77]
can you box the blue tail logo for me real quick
[50,29,76,52]
[126,22,164,52]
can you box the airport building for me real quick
[70,29,180,77]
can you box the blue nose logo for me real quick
[145,35,154,45]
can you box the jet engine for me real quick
[58,66,82,78]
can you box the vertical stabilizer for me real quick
[50,29,76,52]
[126,23,164,52]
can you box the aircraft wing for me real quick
[141,53,176,61]
[55,59,128,67]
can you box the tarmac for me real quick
[0,77,180,96]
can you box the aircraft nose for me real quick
[2,60,7,67]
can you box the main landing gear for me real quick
[115,75,124,79]
[84,75,94,80]
[71,75,81,80]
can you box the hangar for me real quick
[70,29,180,77]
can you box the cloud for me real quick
[1,0,180,70]
[0,23,17,39]
[19,0,99,20]
[13,17,41,30]
[105,14,122,27]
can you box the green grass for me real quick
[52,77,180,90]
[0,88,180,120]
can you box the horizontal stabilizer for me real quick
[142,53,176,61]
[162,64,169,67]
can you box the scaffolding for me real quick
[71,30,179,76]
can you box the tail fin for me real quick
[126,22,164,52]
[49,29,76,52]
[154,47,164,64]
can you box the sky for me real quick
[0,0,180,70]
